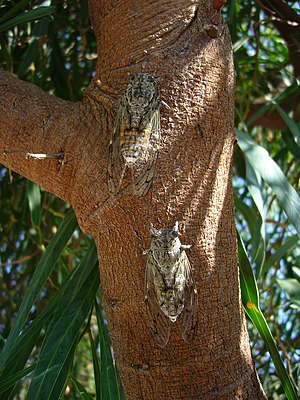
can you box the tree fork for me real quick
[0,1,267,398]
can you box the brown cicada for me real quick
[108,73,160,197]
[144,222,198,347]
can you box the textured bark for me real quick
[0,1,267,399]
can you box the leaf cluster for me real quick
[224,1,300,398]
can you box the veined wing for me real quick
[132,107,160,196]
[107,103,126,193]
[178,250,198,343]
[145,257,170,348]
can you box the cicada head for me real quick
[150,222,181,267]
[124,73,158,129]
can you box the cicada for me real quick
[107,73,160,197]
[144,222,198,347]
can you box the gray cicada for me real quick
[144,222,198,347]
[107,73,160,197]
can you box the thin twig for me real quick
[1,149,64,161]
[0,249,40,267]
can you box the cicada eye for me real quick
[171,230,179,238]
[150,226,160,238]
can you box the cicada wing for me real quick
[132,109,160,196]
[107,105,126,193]
[178,251,198,343]
[132,152,158,197]
[145,259,170,348]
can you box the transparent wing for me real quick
[145,258,170,348]
[107,105,126,193]
[132,108,160,196]
[178,251,198,343]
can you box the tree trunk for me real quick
[0,1,267,399]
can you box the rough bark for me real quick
[0,1,267,399]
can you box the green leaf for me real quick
[95,300,125,400]
[245,102,272,128]
[282,129,300,160]
[88,329,101,400]
[236,129,300,235]
[0,364,36,395]
[70,376,94,400]
[26,243,99,400]
[245,158,266,276]
[0,242,99,395]
[0,6,56,32]
[272,103,300,145]
[233,37,249,53]
[27,180,41,227]
[0,364,36,394]
[0,209,78,368]
[235,196,257,233]
[18,39,39,78]
[237,230,259,308]
[0,267,76,386]
[277,278,300,301]
[17,18,51,78]
[293,267,300,279]
[245,304,298,400]
[0,0,31,23]
[263,235,299,273]
[238,232,298,400]
[245,303,298,400]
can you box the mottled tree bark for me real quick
[0,1,267,399]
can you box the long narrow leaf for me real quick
[237,230,259,307]
[0,6,56,32]
[0,209,78,368]
[88,329,101,400]
[276,278,300,308]
[0,0,31,23]
[236,129,300,235]
[0,364,35,395]
[245,159,266,276]
[70,376,94,400]
[262,235,299,274]
[1,243,98,395]
[272,103,300,145]
[282,130,300,159]
[27,180,41,227]
[245,305,298,400]
[0,265,78,385]
[237,231,298,400]
[95,300,125,400]
[26,243,99,400]
[234,196,258,235]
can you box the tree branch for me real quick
[0,71,113,228]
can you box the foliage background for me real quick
[0,0,299,398]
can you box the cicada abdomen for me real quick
[108,73,160,197]
[144,222,198,347]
